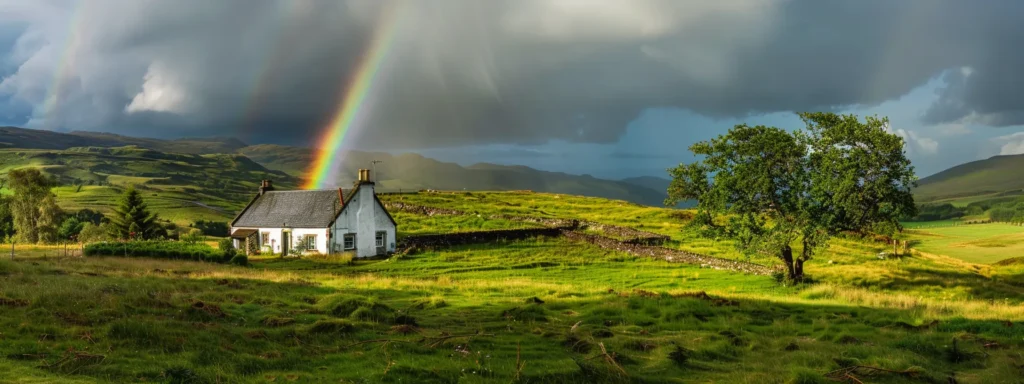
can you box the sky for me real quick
[2,0,1024,180]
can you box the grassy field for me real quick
[901,220,965,229]
[907,223,1024,264]
[380,192,758,263]
[1,192,1023,383]
[2,240,1024,383]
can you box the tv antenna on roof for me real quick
[371,160,383,183]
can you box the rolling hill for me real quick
[1,127,675,218]
[239,144,670,206]
[0,126,247,154]
[0,146,297,224]
[914,153,1024,203]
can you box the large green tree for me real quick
[0,196,14,242]
[8,169,63,244]
[109,186,161,240]
[666,113,917,282]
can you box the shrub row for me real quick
[84,240,236,263]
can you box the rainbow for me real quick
[303,4,403,189]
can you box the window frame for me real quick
[260,232,269,245]
[375,231,386,248]
[343,234,356,250]
[304,234,318,251]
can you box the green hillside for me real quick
[0,146,296,224]
[915,154,1024,203]
[0,126,246,154]
[2,127,671,207]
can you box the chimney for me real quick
[259,179,274,195]
[357,169,373,184]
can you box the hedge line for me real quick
[84,241,234,263]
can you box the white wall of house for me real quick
[330,184,397,257]
[242,227,330,255]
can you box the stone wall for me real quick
[400,228,566,248]
[561,231,776,275]
[384,199,774,275]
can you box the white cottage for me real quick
[229,169,397,258]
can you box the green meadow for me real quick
[906,223,1024,264]
[1,192,1023,383]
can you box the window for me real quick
[260,232,269,245]
[375,231,386,247]
[343,234,356,250]
[304,235,317,251]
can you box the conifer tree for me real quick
[109,186,160,240]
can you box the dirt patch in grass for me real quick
[190,301,226,318]
[262,316,295,327]
[0,297,28,307]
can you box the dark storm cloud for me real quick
[1,0,1023,149]
[609,151,672,160]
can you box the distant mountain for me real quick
[1,126,672,207]
[915,154,1024,202]
[0,126,247,154]
[240,145,670,206]
[619,176,699,208]
[620,176,671,194]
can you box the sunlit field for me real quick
[2,192,1023,383]
[906,223,1024,264]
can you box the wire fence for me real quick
[5,242,85,260]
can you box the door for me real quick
[375,231,386,256]
[282,230,291,256]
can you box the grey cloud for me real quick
[608,151,673,160]
[2,0,1024,150]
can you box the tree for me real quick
[193,220,229,237]
[74,209,106,225]
[78,222,111,243]
[109,186,160,240]
[0,196,14,242]
[8,169,63,244]
[666,113,917,282]
[58,216,85,241]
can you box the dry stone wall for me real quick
[561,231,777,275]
[399,228,565,248]
[385,200,775,275]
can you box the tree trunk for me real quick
[793,258,805,283]
[780,245,797,281]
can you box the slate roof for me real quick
[232,189,346,228]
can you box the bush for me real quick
[84,240,229,263]
[193,220,229,237]
[78,223,111,243]
[218,238,236,257]
[907,203,964,222]
[181,229,204,245]
[229,254,248,266]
